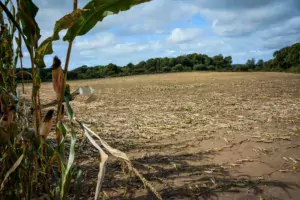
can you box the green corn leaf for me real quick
[18,0,40,47]
[8,1,16,34]
[57,122,67,159]
[75,168,82,200]
[1,87,19,102]
[34,9,86,68]
[64,84,74,121]
[60,125,77,200]
[63,0,151,41]
[53,9,86,41]
[34,37,53,68]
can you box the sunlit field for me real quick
[25,72,300,199]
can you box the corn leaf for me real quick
[76,119,163,200]
[34,9,85,68]
[0,1,30,50]
[64,84,74,121]
[75,169,83,200]
[34,37,53,68]
[79,122,129,161]
[77,120,108,200]
[1,87,18,102]
[63,0,151,41]
[18,0,40,46]
[57,122,67,160]
[60,125,77,200]
[0,154,24,191]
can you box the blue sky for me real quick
[20,0,300,69]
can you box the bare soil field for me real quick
[26,72,300,199]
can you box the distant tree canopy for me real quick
[16,42,300,82]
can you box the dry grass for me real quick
[24,72,300,199]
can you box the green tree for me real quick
[246,58,256,70]
[168,58,175,67]
[212,54,224,69]
[224,56,232,69]
[162,66,171,72]
[172,64,184,72]
[256,59,264,71]
[194,64,207,71]
[126,62,134,73]
[204,56,211,66]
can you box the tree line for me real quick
[16,42,300,82]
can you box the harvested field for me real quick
[25,72,300,199]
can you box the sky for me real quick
[21,0,300,69]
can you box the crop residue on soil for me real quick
[26,72,300,199]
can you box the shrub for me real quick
[172,64,184,72]
[194,64,207,71]
[162,66,171,72]
[207,65,216,71]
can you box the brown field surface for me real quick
[25,72,300,199]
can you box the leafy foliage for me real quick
[18,0,41,47]
[17,53,233,81]
[19,42,298,82]
[35,9,86,68]
[63,0,151,41]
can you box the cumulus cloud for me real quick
[192,0,279,10]
[74,33,115,49]
[167,28,203,43]
[198,0,299,37]
[18,0,300,68]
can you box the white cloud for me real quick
[74,33,115,49]
[197,0,299,37]
[167,28,203,43]
[166,50,176,55]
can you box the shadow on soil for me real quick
[76,149,299,200]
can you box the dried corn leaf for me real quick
[79,122,129,161]
[76,119,162,200]
[77,120,108,200]
[0,154,24,190]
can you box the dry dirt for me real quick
[25,72,300,199]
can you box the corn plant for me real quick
[0,0,162,199]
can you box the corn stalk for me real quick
[56,0,78,143]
